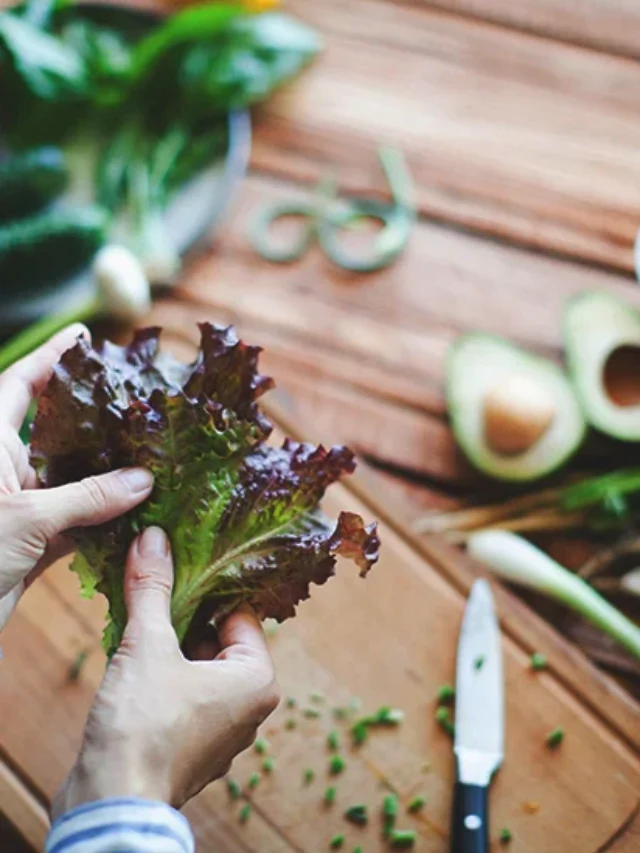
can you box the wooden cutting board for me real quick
[1,318,639,852]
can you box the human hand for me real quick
[53,526,279,817]
[0,325,154,631]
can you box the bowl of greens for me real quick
[0,0,321,333]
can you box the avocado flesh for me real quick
[447,334,586,482]
[565,292,640,442]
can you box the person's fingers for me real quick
[216,606,272,664]
[0,324,90,430]
[25,535,74,588]
[0,583,23,632]
[122,527,176,647]
[29,468,153,537]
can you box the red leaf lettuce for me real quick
[30,324,379,655]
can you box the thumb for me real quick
[123,527,176,647]
[32,468,153,536]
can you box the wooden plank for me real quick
[0,761,49,852]
[417,0,640,58]
[252,0,640,270]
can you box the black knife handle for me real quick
[450,782,489,853]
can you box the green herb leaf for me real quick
[499,827,513,844]
[330,835,345,850]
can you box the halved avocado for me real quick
[565,291,640,441]
[447,334,586,482]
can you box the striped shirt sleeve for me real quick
[45,797,195,853]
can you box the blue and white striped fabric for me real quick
[45,798,195,853]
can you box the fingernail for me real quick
[139,526,168,557]
[119,468,154,493]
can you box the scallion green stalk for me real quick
[468,531,640,660]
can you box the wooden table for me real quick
[2,0,640,850]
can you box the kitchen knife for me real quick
[451,579,504,853]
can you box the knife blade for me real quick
[450,579,504,853]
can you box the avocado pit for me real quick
[603,345,640,408]
[483,373,555,456]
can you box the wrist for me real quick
[53,745,172,820]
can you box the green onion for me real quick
[383,792,399,836]
[330,835,345,849]
[286,696,296,708]
[254,738,269,755]
[310,691,325,704]
[324,785,337,805]
[500,827,513,844]
[285,718,297,730]
[239,803,251,824]
[329,754,346,775]
[304,768,315,785]
[262,757,275,773]
[351,721,368,746]
[407,796,426,814]
[435,706,455,737]
[468,531,640,661]
[436,684,455,705]
[474,655,485,671]
[248,772,260,789]
[530,652,548,671]
[333,707,348,720]
[227,778,241,800]
[351,706,404,745]
[328,730,340,751]
[304,708,321,719]
[344,804,368,826]
[389,828,417,847]
[546,727,564,749]
[352,848,363,853]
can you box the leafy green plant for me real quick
[30,324,379,656]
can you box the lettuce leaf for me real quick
[30,324,379,655]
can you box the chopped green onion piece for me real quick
[344,804,368,826]
[435,706,455,737]
[389,828,417,847]
[310,691,325,704]
[248,772,260,789]
[324,785,337,805]
[407,795,426,814]
[254,738,269,755]
[330,834,345,849]
[227,778,241,800]
[303,708,321,719]
[286,697,296,708]
[474,655,485,671]
[285,718,297,730]
[374,706,404,725]
[383,792,399,836]
[328,730,340,751]
[262,757,275,773]
[436,684,455,705]
[499,827,513,844]
[239,803,251,824]
[351,721,368,746]
[530,652,548,671]
[329,754,346,775]
[352,848,363,853]
[333,707,348,720]
[304,768,315,785]
[546,727,564,749]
